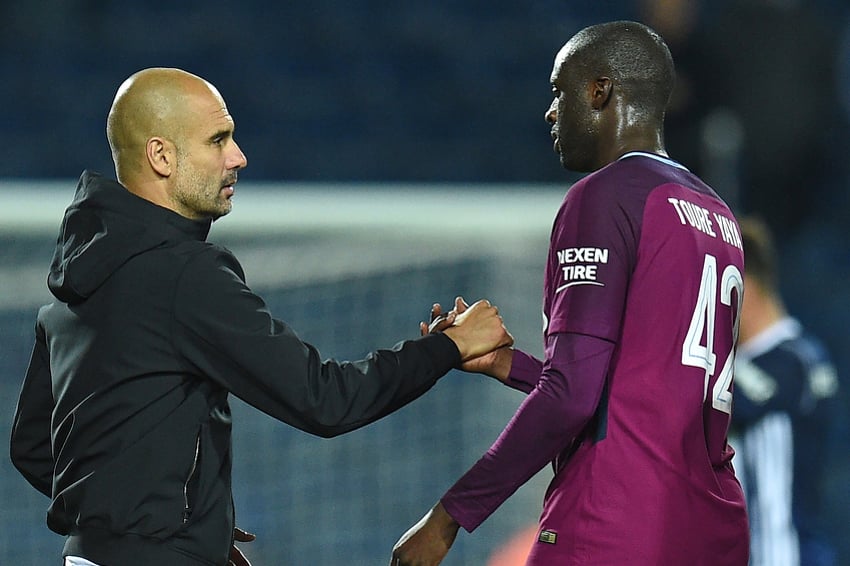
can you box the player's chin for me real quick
[560,151,594,173]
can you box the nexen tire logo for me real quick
[555,246,608,293]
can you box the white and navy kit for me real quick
[734,317,842,566]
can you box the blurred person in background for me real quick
[9,67,512,566]
[732,217,843,566]
[699,0,841,239]
[640,0,845,237]
[391,21,748,566]
[636,0,746,211]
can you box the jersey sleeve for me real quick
[545,179,637,340]
[505,349,544,394]
[440,332,614,531]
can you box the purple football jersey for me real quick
[528,152,748,564]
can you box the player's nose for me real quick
[545,98,558,124]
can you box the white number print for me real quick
[681,254,743,413]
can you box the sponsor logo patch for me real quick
[538,529,558,545]
[555,246,608,293]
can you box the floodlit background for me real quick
[1,1,849,564]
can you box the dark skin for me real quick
[546,43,667,173]
[391,27,671,566]
[420,298,513,382]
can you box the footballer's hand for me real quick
[419,302,456,336]
[391,502,459,566]
[460,345,514,382]
[229,526,256,566]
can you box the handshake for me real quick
[421,297,515,381]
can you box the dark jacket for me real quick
[10,170,460,565]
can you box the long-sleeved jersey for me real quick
[442,152,749,565]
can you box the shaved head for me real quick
[106,68,226,183]
[104,67,246,220]
[547,21,675,171]
[555,21,674,121]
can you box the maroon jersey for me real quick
[442,153,749,565]
[534,152,748,564]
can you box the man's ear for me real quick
[590,77,613,111]
[146,137,174,177]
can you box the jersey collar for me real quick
[618,151,689,172]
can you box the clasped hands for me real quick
[423,296,515,382]
[388,298,514,566]
[233,299,512,566]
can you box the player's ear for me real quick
[590,77,612,110]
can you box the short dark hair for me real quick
[570,21,675,120]
[739,216,779,292]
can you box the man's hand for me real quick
[229,526,256,566]
[422,298,514,381]
[390,502,459,566]
[419,302,456,336]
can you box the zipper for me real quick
[182,435,201,523]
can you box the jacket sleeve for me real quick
[172,247,461,438]
[10,318,54,497]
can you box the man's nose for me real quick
[545,98,558,125]
[228,141,248,170]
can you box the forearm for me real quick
[441,391,569,531]
[441,333,614,531]
[176,250,462,437]
[183,313,460,438]
[304,332,461,436]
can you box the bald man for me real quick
[106,68,243,221]
[10,68,512,566]
[391,21,749,565]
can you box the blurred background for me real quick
[1,0,849,564]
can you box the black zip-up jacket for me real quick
[10,171,461,565]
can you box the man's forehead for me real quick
[202,110,236,138]
[208,105,234,125]
[187,89,234,126]
[550,41,578,83]
[550,29,598,84]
